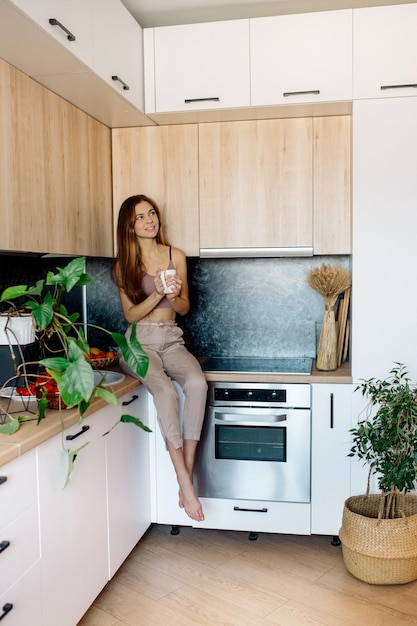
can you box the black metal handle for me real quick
[0,604,13,621]
[234,506,268,513]
[112,75,130,91]
[380,83,417,91]
[0,477,7,487]
[283,90,320,97]
[184,97,220,104]
[0,541,10,554]
[48,18,76,42]
[66,424,90,441]
[330,393,334,429]
[122,394,138,406]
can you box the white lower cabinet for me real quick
[0,562,42,626]
[37,413,108,626]
[311,384,353,536]
[105,387,151,578]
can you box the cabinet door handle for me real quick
[122,394,138,406]
[234,506,268,513]
[0,541,10,554]
[184,97,220,104]
[380,83,417,91]
[0,477,7,487]
[112,75,130,91]
[330,393,334,429]
[283,90,320,97]
[0,604,13,621]
[66,424,90,441]
[48,18,76,42]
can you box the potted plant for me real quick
[339,362,417,584]
[0,257,150,480]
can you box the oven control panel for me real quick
[208,382,311,408]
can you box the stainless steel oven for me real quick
[193,381,311,503]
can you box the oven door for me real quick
[193,406,311,503]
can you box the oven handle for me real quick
[214,412,287,423]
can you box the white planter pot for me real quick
[0,314,35,345]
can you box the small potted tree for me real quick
[339,363,417,584]
[0,257,149,448]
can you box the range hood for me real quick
[199,247,314,258]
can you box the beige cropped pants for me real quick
[120,323,207,449]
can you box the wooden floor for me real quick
[78,524,417,626]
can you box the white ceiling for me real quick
[121,0,415,27]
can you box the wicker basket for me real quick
[88,354,119,369]
[35,388,67,410]
[339,494,417,585]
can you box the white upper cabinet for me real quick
[250,10,353,106]
[145,19,250,113]
[353,3,417,99]
[91,0,144,110]
[15,0,94,68]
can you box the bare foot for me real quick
[179,479,204,522]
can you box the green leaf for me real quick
[120,414,152,432]
[112,323,149,378]
[46,257,93,293]
[25,280,45,297]
[0,417,21,434]
[94,386,118,405]
[64,441,90,488]
[26,290,54,330]
[0,284,28,302]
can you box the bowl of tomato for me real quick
[87,347,119,369]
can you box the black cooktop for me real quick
[201,356,313,375]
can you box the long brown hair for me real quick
[112,195,170,304]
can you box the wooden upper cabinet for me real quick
[313,116,351,255]
[353,4,417,100]
[0,59,113,256]
[111,125,199,256]
[199,118,313,251]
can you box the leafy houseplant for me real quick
[339,363,417,584]
[0,257,150,479]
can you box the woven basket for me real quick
[339,494,417,585]
[87,354,119,369]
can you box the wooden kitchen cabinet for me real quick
[353,3,417,100]
[311,384,352,536]
[37,414,108,626]
[313,116,351,254]
[144,19,250,114]
[0,58,113,256]
[112,125,199,256]
[105,387,151,578]
[250,10,352,107]
[199,118,313,252]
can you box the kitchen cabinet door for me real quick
[353,4,417,100]
[15,0,94,68]
[37,414,108,626]
[91,0,144,110]
[199,118,313,251]
[105,387,151,578]
[145,19,250,114]
[311,384,352,536]
[250,10,352,107]
[112,125,199,256]
[0,563,42,626]
[313,116,351,255]
[352,97,417,382]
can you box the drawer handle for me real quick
[48,18,76,42]
[184,97,220,104]
[330,392,334,429]
[380,83,417,91]
[283,90,320,97]
[112,75,130,91]
[0,604,13,621]
[122,394,138,406]
[0,477,7,487]
[234,506,268,513]
[66,424,90,441]
[0,541,10,554]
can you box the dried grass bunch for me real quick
[308,263,351,370]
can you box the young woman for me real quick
[113,194,207,523]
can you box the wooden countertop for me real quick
[0,373,141,467]
[0,361,351,468]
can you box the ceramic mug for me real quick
[160,269,176,294]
